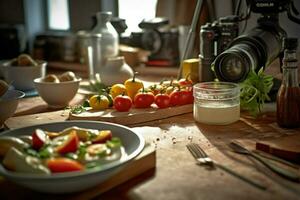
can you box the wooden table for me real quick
[1,68,300,200]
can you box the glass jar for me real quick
[193,82,240,125]
[91,12,119,62]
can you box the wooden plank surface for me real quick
[5,110,69,129]
[256,134,300,163]
[3,67,300,199]
[3,112,300,200]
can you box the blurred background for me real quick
[0,0,299,67]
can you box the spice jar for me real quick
[276,38,300,128]
[193,82,240,125]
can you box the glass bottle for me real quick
[91,12,119,61]
[276,38,300,128]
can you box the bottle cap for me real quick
[283,38,298,50]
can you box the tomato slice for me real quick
[92,130,113,144]
[32,129,48,150]
[56,131,79,154]
[47,158,84,173]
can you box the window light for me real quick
[118,0,158,34]
[47,0,70,30]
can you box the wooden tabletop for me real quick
[2,65,300,200]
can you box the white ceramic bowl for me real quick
[1,60,46,91]
[0,90,25,125]
[0,121,145,194]
[34,77,81,108]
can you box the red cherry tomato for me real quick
[184,87,194,104]
[178,79,193,87]
[32,129,48,150]
[47,158,84,173]
[56,131,79,154]
[114,95,132,112]
[170,89,193,106]
[155,93,170,108]
[134,92,155,108]
[169,90,182,106]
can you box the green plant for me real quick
[239,68,273,117]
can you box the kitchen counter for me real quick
[1,69,300,200]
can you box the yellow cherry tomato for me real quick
[89,95,109,110]
[124,73,143,100]
[110,84,127,99]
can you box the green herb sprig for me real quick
[69,105,87,114]
[239,68,273,117]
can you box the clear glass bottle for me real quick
[276,38,300,128]
[91,12,119,61]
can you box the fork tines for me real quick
[186,143,207,159]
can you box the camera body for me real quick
[199,15,239,81]
[122,18,180,66]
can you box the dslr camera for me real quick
[121,18,180,66]
[199,15,239,81]
[200,0,300,82]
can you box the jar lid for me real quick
[193,82,240,100]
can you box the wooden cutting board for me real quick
[5,104,193,129]
[256,134,300,163]
[0,144,156,200]
[69,104,193,125]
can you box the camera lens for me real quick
[219,55,244,81]
[214,43,259,82]
[213,19,285,82]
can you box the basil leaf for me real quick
[239,68,273,117]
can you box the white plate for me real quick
[0,120,144,194]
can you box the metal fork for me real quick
[229,141,300,182]
[186,143,267,190]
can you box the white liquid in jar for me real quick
[193,102,240,125]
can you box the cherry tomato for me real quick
[47,158,84,173]
[92,130,113,144]
[178,78,193,87]
[169,90,182,106]
[155,93,170,108]
[56,131,79,154]
[114,95,132,112]
[134,92,155,108]
[184,87,194,104]
[110,84,127,99]
[170,89,192,106]
[165,86,176,95]
[89,95,110,110]
[148,84,164,96]
[32,129,48,150]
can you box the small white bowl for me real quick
[0,90,25,125]
[34,77,81,108]
[2,60,46,91]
